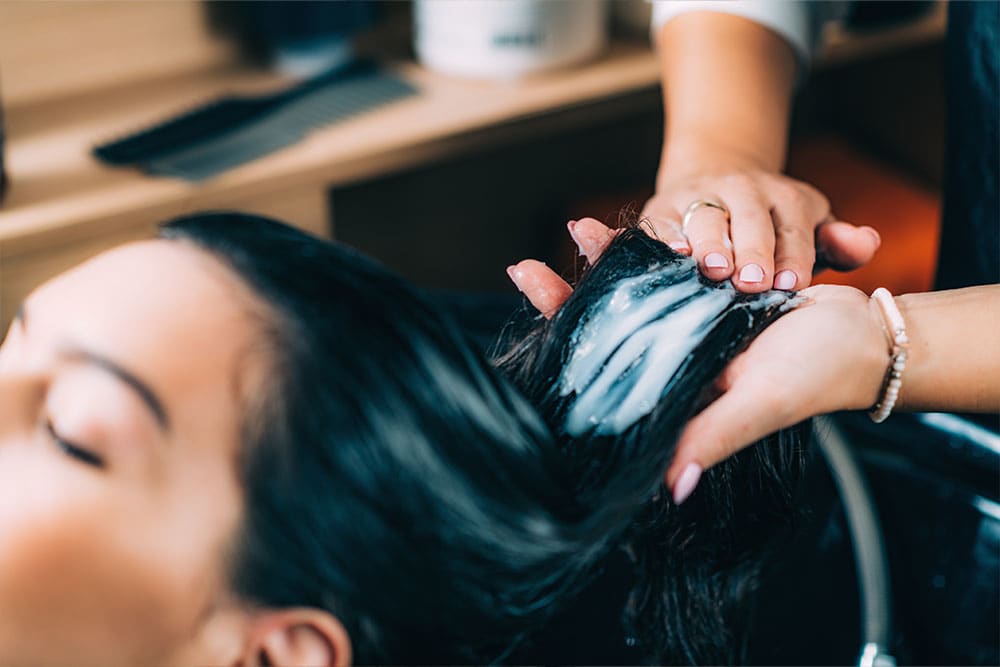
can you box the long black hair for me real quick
[160,212,807,664]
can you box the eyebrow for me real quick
[16,303,170,433]
[62,347,171,433]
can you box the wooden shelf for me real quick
[0,40,664,257]
[0,1,946,325]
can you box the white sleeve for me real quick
[650,1,847,65]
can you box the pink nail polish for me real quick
[863,226,881,246]
[567,220,593,258]
[739,263,764,283]
[506,265,522,291]
[672,463,702,504]
[774,270,797,290]
[668,241,691,254]
[704,252,728,269]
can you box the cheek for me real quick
[0,450,230,667]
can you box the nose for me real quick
[0,373,46,438]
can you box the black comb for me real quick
[94,59,416,181]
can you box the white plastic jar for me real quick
[414,0,608,79]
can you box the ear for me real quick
[241,608,351,667]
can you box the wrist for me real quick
[852,295,895,412]
[891,293,918,411]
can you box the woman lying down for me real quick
[0,212,809,666]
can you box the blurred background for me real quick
[0,1,945,329]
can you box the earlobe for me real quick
[245,609,351,667]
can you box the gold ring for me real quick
[681,199,730,233]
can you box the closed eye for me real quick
[45,420,105,469]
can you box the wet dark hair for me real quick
[160,212,807,664]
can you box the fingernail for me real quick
[704,252,728,269]
[506,265,523,291]
[566,221,586,257]
[672,463,702,505]
[774,270,797,290]
[739,263,765,283]
[862,226,881,246]
[668,241,691,254]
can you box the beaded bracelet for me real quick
[869,287,909,423]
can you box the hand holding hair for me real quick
[649,10,881,293]
[500,217,809,664]
[642,164,883,292]
[509,218,1000,500]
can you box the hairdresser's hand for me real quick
[507,218,618,316]
[507,218,887,503]
[663,283,888,501]
[642,163,882,293]
[649,11,880,293]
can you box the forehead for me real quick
[33,240,244,330]
[27,239,266,438]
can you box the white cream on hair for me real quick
[559,256,798,437]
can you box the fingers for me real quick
[722,181,776,292]
[664,376,797,502]
[567,218,618,264]
[640,199,690,254]
[770,206,817,290]
[766,181,827,289]
[660,174,839,292]
[506,259,573,318]
[506,218,616,319]
[815,221,881,272]
[679,198,735,281]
